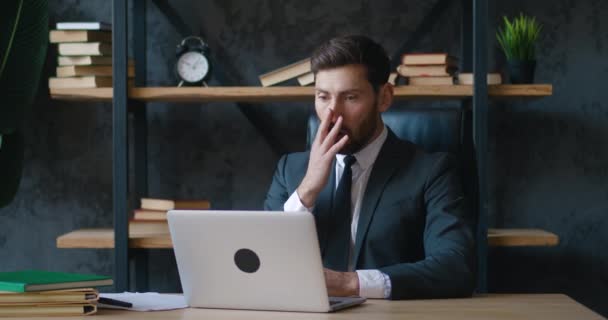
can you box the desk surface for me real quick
[8,294,603,320]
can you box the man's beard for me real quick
[337,113,380,155]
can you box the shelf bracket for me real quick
[151,0,287,155]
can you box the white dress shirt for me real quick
[284,125,392,299]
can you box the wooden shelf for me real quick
[56,227,558,249]
[49,84,552,102]
[488,228,559,247]
[56,229,172,249]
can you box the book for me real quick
[57,56,136,66]
[58,55,113,66]
[56,65,135,77]
[141,198,211,211]
[0,303,97,316]
[48,76,113,89]
[0,271,112,293]
[397,64,457,77]
[133,209,168,221]
[0,288,98,305]
[129,219,169,234]
[49,30,111,43]
[296,72,314,86]
[457,72,502,85]
[408,76,454,85]
[258,58,311,87]
[56,22,111,31]
[57,42,112,56]
[401,53,458,66]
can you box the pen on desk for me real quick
[98,297,133,308]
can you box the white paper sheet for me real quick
[99,292,188,311]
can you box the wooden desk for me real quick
[7,294,602,320]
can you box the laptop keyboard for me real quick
[329,300,341,306]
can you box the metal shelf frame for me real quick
[109,0,493,292]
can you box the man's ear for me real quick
[377,83,394,113]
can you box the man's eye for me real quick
[317,95,328,101]
[346,95,357,101]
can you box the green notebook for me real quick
[0,270,113,292]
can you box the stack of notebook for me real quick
[0,270,112,316]
[397,53,458,85]
[48,21,134,90]
[129,198,211,235]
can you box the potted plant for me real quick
[0,0,48,207]
[496,13,542,84]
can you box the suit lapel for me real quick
[314,158,336,258]
[353,130,408,267]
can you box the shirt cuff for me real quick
[356,269,392,299]
[283,190,314,212]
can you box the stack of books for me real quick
[130,198,211,235]
[397,53,458,85]
[0,270,112,317]
[258,58,312,86]
[48,22,134,90]
[258,58,399,87]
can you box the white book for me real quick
[56,22,111,31]
[57,42,112,56]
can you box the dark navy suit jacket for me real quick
[264,130,475,299]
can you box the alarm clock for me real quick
[175,36,211,87]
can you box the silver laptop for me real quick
[167,210,366,312]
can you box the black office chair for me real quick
[306,104,479,284]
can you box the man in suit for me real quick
[264,35,475,300]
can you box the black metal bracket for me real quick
[112,0,130,293]
[473,0,489,293]
[151,0,288,155]
[390,0,454,70]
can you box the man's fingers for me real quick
[327,134,349,155]
[321,115,343,151]
[315,109,334,144]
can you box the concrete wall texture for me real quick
[0,0,606,316]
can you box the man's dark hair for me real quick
[311,35,390,92]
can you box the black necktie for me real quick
[324,155,356,271]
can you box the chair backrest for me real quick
[306,105,472,160]
[306,104,477,230]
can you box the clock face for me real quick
[177,51,209,83]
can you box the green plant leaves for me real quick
[0,0,49,134]
[0,130,24,208]
[496,13,542,61]
[0,0,48,208]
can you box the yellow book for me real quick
[50,30,111,43]
[0,303,97,316]
[258,58,311,87]
[56,65,135,77]
[141,198,211,211]
[0,288,98,305]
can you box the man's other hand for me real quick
[297,109,349,208]
[324,268,359,297]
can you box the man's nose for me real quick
[328,99,344,121]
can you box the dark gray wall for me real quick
[0,0,606,316]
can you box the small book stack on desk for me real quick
[48,22,134,90]
[397,53,458,85]
[130,198,211,235]
[0,270,112,317]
